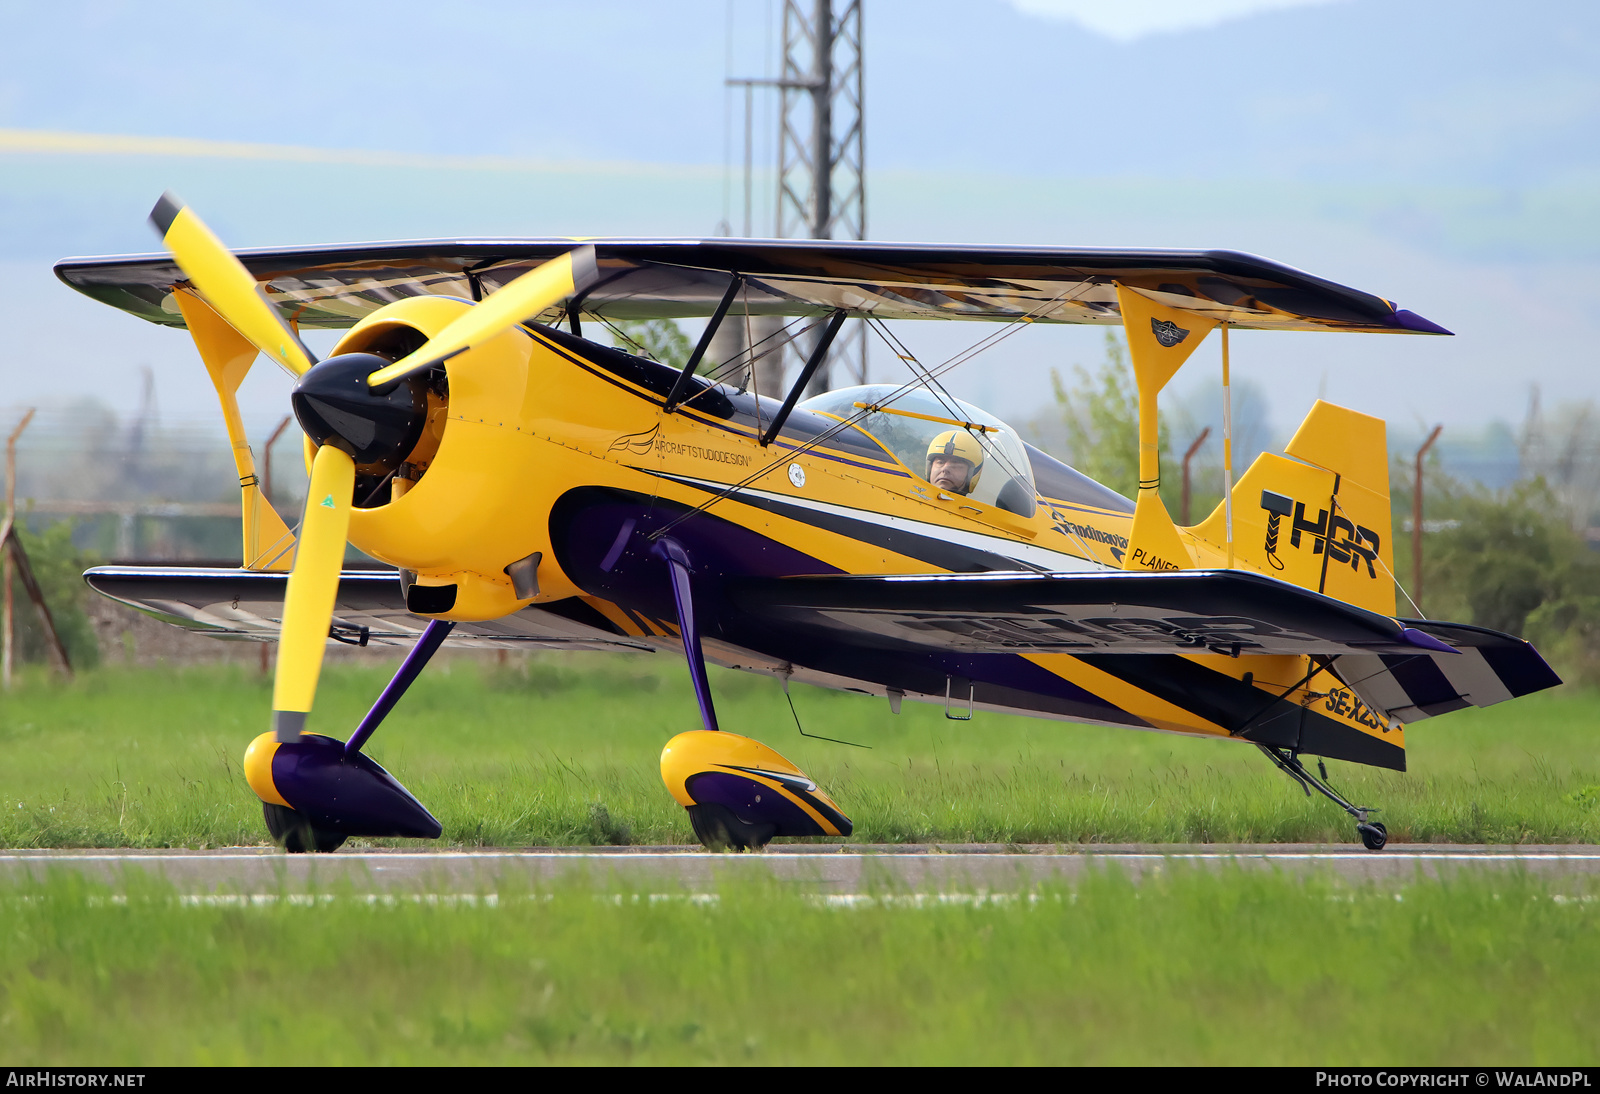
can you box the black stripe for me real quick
[1294,710,1407,771]
[618,605,658,637]
[1316,473,1340,595]
[1382,653,1469,715]
[647,470,1037,574]
[149,192,183,236]
[1478,643,1564,696]
[1082,654,1264,735]
[528,324,897,470]
[536,596,628,637]
[1079,653,1407,770]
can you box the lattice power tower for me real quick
[730,0,865,395]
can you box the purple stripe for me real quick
[345,619,454,756]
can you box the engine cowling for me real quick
[299,296,577,619]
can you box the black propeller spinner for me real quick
[291,353,430,501]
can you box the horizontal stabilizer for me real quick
[1332,620,1561,724]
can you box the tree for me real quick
[608,319,693,371]
[7,518,100,671]
[1408,476,1600,682]
[1043,330,1169,502]
[1166,374,1274,524]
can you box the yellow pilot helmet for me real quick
[925,429,985,493]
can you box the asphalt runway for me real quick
[4,845,1600,893]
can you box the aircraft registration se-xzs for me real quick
[55,195,1561,853]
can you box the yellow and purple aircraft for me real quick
[56,195,1560,852]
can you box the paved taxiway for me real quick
[4,845,1599,892]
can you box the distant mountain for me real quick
[3,0,1598,438]
[1,0,1596,187]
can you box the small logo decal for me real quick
[608,423,659,455]
[788,463,806,488]
[320,495,337,509]
[1151,318,1190,348]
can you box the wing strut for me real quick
[665,273,744,413]
[759,309,847,446]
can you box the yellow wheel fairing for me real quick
[660,730,851,837]
[661,730,808,806]
[243,731,290,807]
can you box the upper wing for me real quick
[85,566,651,652]
[55,238,1448,335]
[730,569,1558,722]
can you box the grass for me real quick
[3,868,1598,1065]
[1,654,1598,848]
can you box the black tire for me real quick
[687,803,776,852]
[1357,821,1388,852]
[263,802,348,853]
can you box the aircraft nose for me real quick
[291,352,430,474]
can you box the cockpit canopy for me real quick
[798,385,1038,517]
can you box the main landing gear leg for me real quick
[650,536,852,851]
[249,620,452,853]
[651,538,718,734]
[1257,744,1387,851]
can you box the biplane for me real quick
[54,195,1560,852]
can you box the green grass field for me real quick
[4,868,1597,1065]
[1,654,1598,848]
[5,658,1599,1066]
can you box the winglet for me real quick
[1391,309,1453,336]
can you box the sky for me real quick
[0,0,1595,477]
[1007,0,1345,40]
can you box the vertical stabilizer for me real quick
[1192,400,1395,615]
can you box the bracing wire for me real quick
[863,317,1035,491]
[646,288,1080,541]
[1331,495,1425,618]
[859,307,1113,568]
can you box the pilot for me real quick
[925,429,984,496]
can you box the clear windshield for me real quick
[798,384,1038,516]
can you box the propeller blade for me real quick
[270,443,356,741]
[365,245,599,389]
[149,192,317,377]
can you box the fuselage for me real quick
[325,298,1406,771]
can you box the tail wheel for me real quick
[1357,821,1388,852]
[263,802,348,854]
[687,803,776,852]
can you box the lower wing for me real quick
[84,565,651,652]
[731,568,1560,724]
